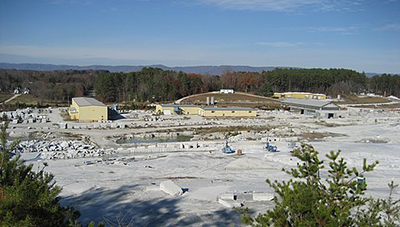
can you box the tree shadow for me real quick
[61,184,243,227]
[61,184,180,226]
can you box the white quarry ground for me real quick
[7,107,399,226]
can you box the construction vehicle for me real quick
[222,140,235,154]
[266,140,278,152]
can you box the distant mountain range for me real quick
[0,62,278,75]
[0,62,387,76]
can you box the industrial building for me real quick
[273,92,326,100]
[198,107,256,117]
[281,98,341,118]
[69,97,108,122]
[155,104,200,115]
[156,104,257,117]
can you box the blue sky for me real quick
[0,0,399,73]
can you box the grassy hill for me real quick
[179,92,280,109]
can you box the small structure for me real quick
[155,104,199,115]
[22,88,30,94]
[281,98,340,118]
[273,92,326,100]
[13,87,21,94]
[220,89,234,94]
[198,107,256,117]
[68,97,108,122]
[206,97,215,105]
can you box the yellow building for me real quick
[156,104,200,115]
[69,97,108,122]
[273,92,326,100]
[198,107,257,117]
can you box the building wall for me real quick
[69,99,108,122]
[312,94,326,99]
[162,106,176,115]
[273,93,283,98]
[274,92,326,99]
[69,100,80,120]
[156,105,199,115]
[318,110,341,118]
[180,106,200,115]
[156,105,178,115]
[78,106,108,122]
[69,112,79,120]
[155,105,164,114]
[289,106,339,118]
[199,109,256,117]
[285,93,312,99]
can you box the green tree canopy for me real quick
[241,144,399,227]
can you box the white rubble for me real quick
[13,139,115,160]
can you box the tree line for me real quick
[95,67,400,103]
[369,74,400,97]
[1,68,399,104]
[0,69,104,103]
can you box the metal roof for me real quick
[282,92,313,95]
[161,104,198,107]
[73,97,106,107]
[275,92,325,96]
[201,107,254,111]
[282,98,340,110]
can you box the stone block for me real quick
[252,193,274,201]
[160,180,183,196]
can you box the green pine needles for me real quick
[0,120,103,227]
[241,144,400,227]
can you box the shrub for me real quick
[241,144,399,227]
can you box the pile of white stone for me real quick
[122,131,194,140]
[1,108,50,124]
[123,141,219,154]
[56,122,127,130]
[128,120,220,128]
[14,139,116,160]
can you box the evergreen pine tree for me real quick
[0,120,103,227]
[241,144,399,227]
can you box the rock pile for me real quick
[13,140,116,160]
[1,108,50,124]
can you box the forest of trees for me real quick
[0,69,104,103]
[369,74,400,97]
[1,68,399,104]
[94,67,400,103]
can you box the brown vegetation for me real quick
[338,94,390,104]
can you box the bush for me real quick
[241,144,399,227]
[0,121,103,227]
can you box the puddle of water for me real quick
[117,135,193,144]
